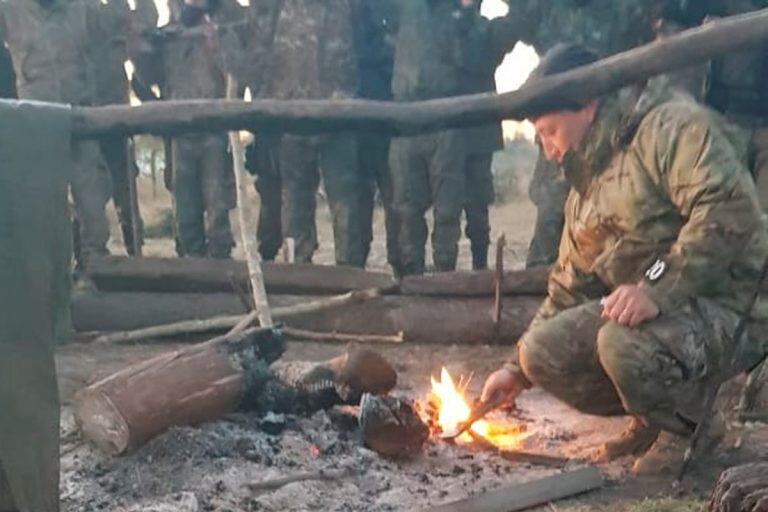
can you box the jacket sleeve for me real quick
[636,104,764,313]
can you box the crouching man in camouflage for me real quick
[482,44,768,476]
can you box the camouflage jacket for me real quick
[391,0,467,101]
[513,0,656,56]
[262,0,358,100]
[0,0,98,105]
[541,81,768,329]
[137,17,228,101]
[704,0,768,123]
[88,0,131,106]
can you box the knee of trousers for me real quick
[518,320,570,389]
[596,322,653,413]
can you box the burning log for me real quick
[74,326,283,455]
[358,394,429,458]
[87,255,396,295]
[709,463,768,512]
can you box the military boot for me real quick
[631,413,725,476]
[593,417,660,463]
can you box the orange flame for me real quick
[429,367,526,449]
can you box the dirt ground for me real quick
[58,169,768,511]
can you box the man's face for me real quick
[532,102,597,164]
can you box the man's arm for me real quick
[636,103,765,313]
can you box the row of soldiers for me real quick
[0,0,766,279]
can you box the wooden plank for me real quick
[423,467,603,512]
[71,10,768,137]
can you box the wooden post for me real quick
[493,234,506,339]
[227,76,273,328]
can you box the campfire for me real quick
[422,367,528,449]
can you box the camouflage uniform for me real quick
[457,6,539,270]
[262,0,364,266]
[703,0,768,211]
[353,0,400,272]
[0,43,15,99]
[0,0,112,267]
[520,0,658,268]
[389,0,469,275]
[507,82,768,435]
[138,15,236,258]
[89,0,144,255]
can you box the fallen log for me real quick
[284,295,542,345]
[87,255,396,295]
[72,10,768,137]
[75,293,543,345]
[710,463,768,512]
[73,291,246,332]
[399,266,548,297]
[74,326,283,455]
[85,289,382,344]
[87,255,548,297]
[423,467,603,512]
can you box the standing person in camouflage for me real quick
[388,0,469,276]
[353,0,401,273]
[90,0,144,256]
[0,0,113,272]
[135,0,236,258]
[482,45,768,475]
[520,0,658,268]
[456,0,539,270]
[263,0,364,267]
[703,0,768,211]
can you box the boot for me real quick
[593,417,659,463]
[632,413,725,476]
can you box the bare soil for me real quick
[57,171,768,511]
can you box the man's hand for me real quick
[481,368,525,406]
[601,284,659,327]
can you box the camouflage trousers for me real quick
[464,153,495,271]
[358,133,401,274]
[526,152,569,268]
[71,139,112,267]
[280,133,364,267]
[98,136,143,256]
[390,130,466,275]
[172,135,235,259]
[250,134,283,262]
[518,300,762,436]
[752,127,768,212]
